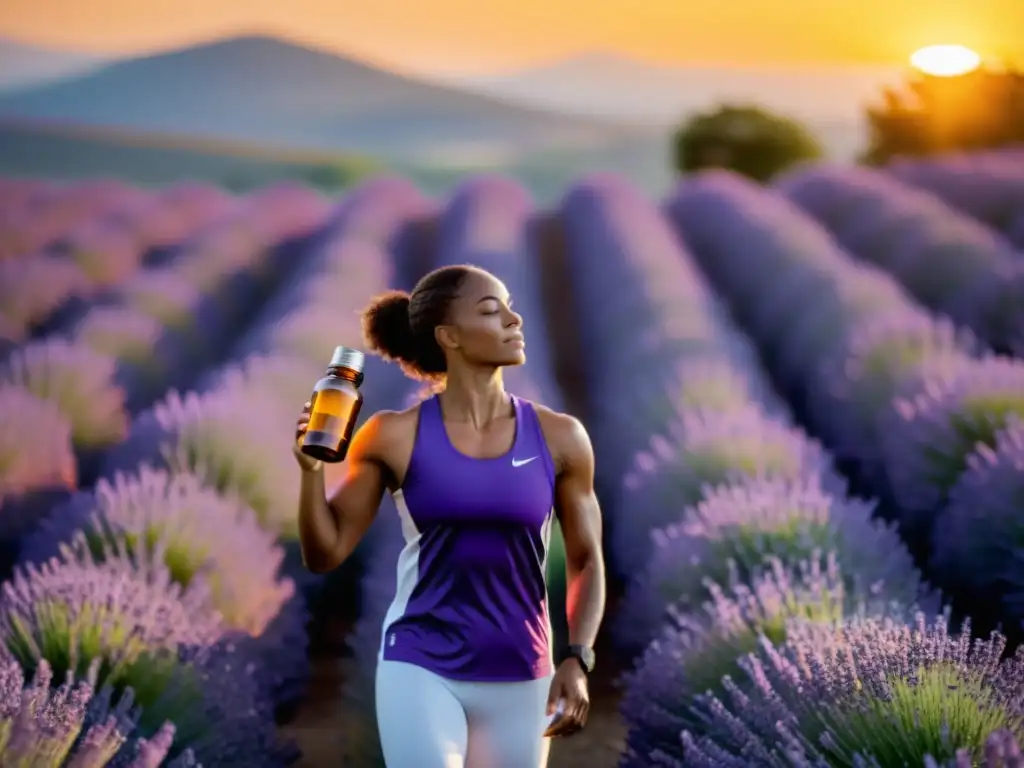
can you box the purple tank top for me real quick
[379,393,557,682]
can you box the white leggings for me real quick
[375,660,553,768]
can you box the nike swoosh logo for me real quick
[512,456,538,468]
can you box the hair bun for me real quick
[361,290,417,363]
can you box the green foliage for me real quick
[673,104,824,184]
[862,65,1024,164]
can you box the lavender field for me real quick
[1,150,1024,767]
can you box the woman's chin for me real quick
[502,350,527,366]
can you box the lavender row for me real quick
[556,173,788,553]
[556,177,918,676]
[0,178,422,765]
[0,179,236,347]
[613,172,1024,767]
[886,150,1024,246]
[667,171,1024,599]
[0,184,350,763]
[0,183,334,579]
[556,174,787,508]
[545,176,937,765]
[776,164,1024,358]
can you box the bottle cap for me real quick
[329,345,366,374]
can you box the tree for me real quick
[861,65,1024,165]
[673,104,824,183]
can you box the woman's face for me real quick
[439,269,525,368]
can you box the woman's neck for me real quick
[438,366,508,429]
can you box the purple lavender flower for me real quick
[0,654,196,766]
[20,465,308,710]
[879,354,1024,536]
[943,730,1024,768]
[614,406,846,578]
[619,553,923,766]
[6,650,214,766]
[614,477,928,653]
[680,613,1024,767]
[931,419,1024,617]
[0,338,128,449]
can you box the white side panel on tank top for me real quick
[378,488,422,660]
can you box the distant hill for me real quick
[0,37,109,92]
[0,35,657,162]
[0,117,379,192]
[458,50,906,158]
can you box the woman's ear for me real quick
[434,324,459,351]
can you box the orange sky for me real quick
[1,0,1022,74]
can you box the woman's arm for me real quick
[553,415,606,652]
[540,410,606,734]
[297,412,391,574]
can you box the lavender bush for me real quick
[60,223,146,290]
[0,338,129,450]
[0,255,89,342]
[810,310,979,470]
[931,419,1024,616]
[619,553,925,767]
[614,406,845,578]
[0,385,77,496]
[679,612,1024,767]
[0,385,77,553]
[0,553,292,764]
[104,388,300,541]
[614,478,927,653]
[879,354,1024,540]
[20,465,308,709]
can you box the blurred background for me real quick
[2,0,1024,766]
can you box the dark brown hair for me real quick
[361,265,477,381]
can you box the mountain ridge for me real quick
[0,34,658,161]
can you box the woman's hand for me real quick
[293,400,322,472]
[544,659,589,737]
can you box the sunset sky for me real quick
[2,0,1022,75]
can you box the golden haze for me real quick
[1,0,1021,73]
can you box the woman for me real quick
[294,264,607,768]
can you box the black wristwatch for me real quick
[562,644,595,675]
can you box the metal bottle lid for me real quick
[328,345,366,374]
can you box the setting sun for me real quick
[910,44,983,76]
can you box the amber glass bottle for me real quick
[300,345,365,463]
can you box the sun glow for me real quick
[910,44,982,77]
